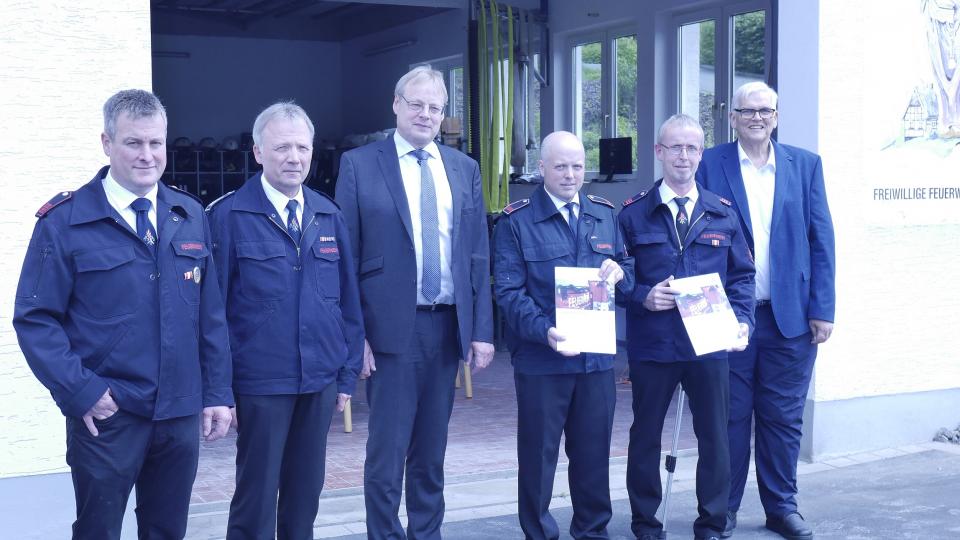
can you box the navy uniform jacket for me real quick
[493,185,635,375]
[696,141,835,338]
[618,180,756,364]
[206,175,363,396]
[13,166,234,420]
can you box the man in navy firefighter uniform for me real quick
[494,131,633,540]
[618,114,755,540]
[207,102,364,539]
[12,89,234,539]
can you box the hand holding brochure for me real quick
[553,267,617,355]
[670,273,747,356]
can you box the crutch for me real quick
[659,384,686,538]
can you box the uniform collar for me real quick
[260,174,304,218]
[102,169,158,214]
[544,188,580,214]
[658,180,699,209]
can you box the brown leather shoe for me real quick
[765,511,813,540]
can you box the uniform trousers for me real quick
[66,410,199,540]
[226,384,337,540]
[515,368,616,540]
[727,304,817,517]
[364,309,460,540]
[626,359,730,539]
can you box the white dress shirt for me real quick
[102,170,158,233]
[737,142,776,301]
[544,189,580,226]
[394,132,455,305]
[260,174,305,229]
[658,181,699,244]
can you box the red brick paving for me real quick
[192,351,697,506]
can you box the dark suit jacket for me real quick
[696,141,835,339]
[335,137,494,359]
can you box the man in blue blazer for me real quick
[696,82,836,540]
[335,66,495,539]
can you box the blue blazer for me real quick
[335,138,494,359]
[696,141,835,339]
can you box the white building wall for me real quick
[0,0,153,478]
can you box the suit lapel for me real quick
[439,145,466,252]
[721,144,754,245]
[379,139,414,243]
[770,141,791,235]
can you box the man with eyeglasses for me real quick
[619,114,755,540]
[335,65,495,539]
[696,82,835,540]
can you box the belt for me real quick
[756,299,771,307]
[416,303,455,312]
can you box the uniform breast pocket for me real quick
[691,230,733,270]
[630,232,673,276]
[74,246,140,319]
[311,242,341,301]
[236,241,289,301]
[172,241,208,305]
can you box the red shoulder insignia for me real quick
[622,191,648,207]
[718,196,733,207]
[502,199,530,215]
[36,191,73,217]
[586,194,614,208]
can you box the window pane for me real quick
[679,20,715,148]
[614,35,638,172]
[732,11,766,91]
[451,67,464,128]
[525,54,542,172]
[574,41,602,171]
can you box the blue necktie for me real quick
[286,199,302,245]
[564,201,579,252]
[412,149,440,303]
[674,196,690,243]
[130,197,157,256]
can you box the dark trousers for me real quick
[364,310,460,540]
[226,384,337,540]
[65,410,199,540]
[728,304,817,517]
[515,369,616,540]
[626,359,730,539]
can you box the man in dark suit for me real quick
[208,102,364,539]
[696,82,836,540]
[335,66,495,539]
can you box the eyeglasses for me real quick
[660,144,701,156]
[399,95,445,117]
[733,108,776,119]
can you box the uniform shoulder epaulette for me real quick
[502,199,530,215]
[168,184,204,206]
[204,190,236,212]
[586,194,614,208]
[718,196,733,207]
[306,186,341,210]
[36,191,73,218]
[622,190,649,207]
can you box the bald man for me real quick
[493,131,634,540]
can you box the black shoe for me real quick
[720,510,737,538]
[637,534,660,540]
[695,536,721,540]
[765,512,813,540]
